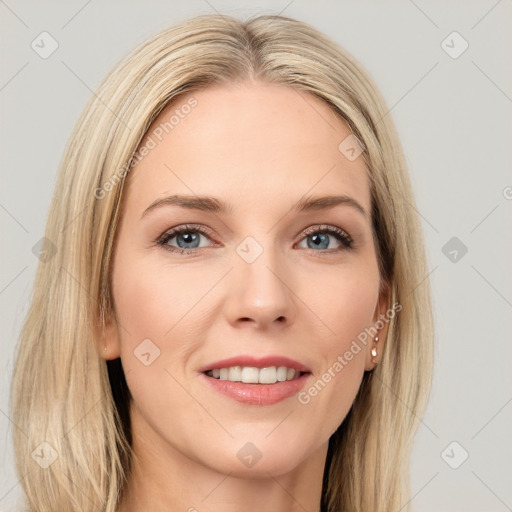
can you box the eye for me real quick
[157,224,216,254]
[296,225,353,251]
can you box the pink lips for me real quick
[198,355,312,406]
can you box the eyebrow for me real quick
[141,193,367,219]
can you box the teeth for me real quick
[276,366,287,382]
[228,366,242,381]
[241,367,259,383]
[258,367,277,384]
[206,366,302,384]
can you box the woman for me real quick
[10,13,434,512]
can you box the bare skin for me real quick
[101,80,389,512]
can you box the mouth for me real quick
[199,355,312,405]
[204,366,309,384]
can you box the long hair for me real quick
[10,13,434,512]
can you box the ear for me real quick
[94,310,122,361]
[364,281,391,371]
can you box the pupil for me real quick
[178,232,199,248]
[309,233,329,250]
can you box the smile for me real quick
[205,366,305,384]
[199,355,312,405]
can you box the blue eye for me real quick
[298,226,353,251]
[156,224,353,254]
[157,225,212,253]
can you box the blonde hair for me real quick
[10,13,434,512]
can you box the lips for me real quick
[198,355,312,405]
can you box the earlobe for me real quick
[94,314,122,360]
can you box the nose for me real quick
[223,244,297,330]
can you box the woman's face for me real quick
[104,81,388,477]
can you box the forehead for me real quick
[126,81,371,218]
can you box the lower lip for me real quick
[200,372,311,405]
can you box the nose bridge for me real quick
[226,234,296,326]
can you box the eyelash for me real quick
[156,223,354,255]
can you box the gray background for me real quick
[1,1,511,510]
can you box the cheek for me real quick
[110,250,226,409]
[112,253,211,345]
[300,260,379,344]
[110,254,210,440]
[295,264,378,429]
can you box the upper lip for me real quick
[199,355,312,373]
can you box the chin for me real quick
[196,434,319,478]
